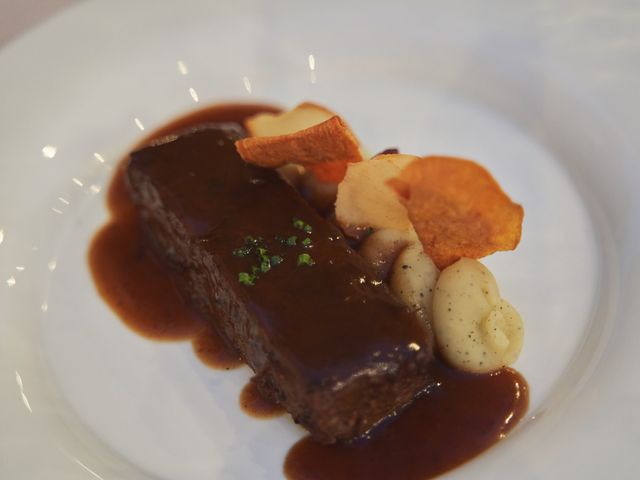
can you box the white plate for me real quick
[1,1,639,478]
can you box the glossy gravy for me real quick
[240,381,286,419]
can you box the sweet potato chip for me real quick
[388,156,523,269]
[335,154,419,231]
[235,115,362,178]
[306,161,349,184]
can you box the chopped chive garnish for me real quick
[286,235,297,246]
[232,246,251,257]
[235,232,289,284]
[293,217,313,233]
[297,253,315,267]
[238,272,255,286]
[302,237,312,247]
[260,259,271,273]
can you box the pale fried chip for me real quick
[245,102,335,137]
[238,102,363,183]
[387,156,523,269]
[335,154,419,231]
[235,116,362,176]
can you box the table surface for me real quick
[0,0,76,48]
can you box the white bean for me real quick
[389,243,439,319]
[359,228,416,280]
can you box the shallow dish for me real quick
[1,1,639,478]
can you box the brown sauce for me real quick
[240,381,286,419]
[285,360,527,480]
[90,165,242,369]
[88,103,529,479]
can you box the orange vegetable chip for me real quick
[235,116,362,182]
[388,156,523,269]
[306,161,349,184]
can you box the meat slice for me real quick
[126,124,433,443]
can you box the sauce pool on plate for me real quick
[240,381,287,419]
[285,361,527,480]
[90,161,243,370]
[88,103,529,480]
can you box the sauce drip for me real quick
[285,360,527,480]
[240,381,286,419]
[89,166,242,369]
[88,103,529,480]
